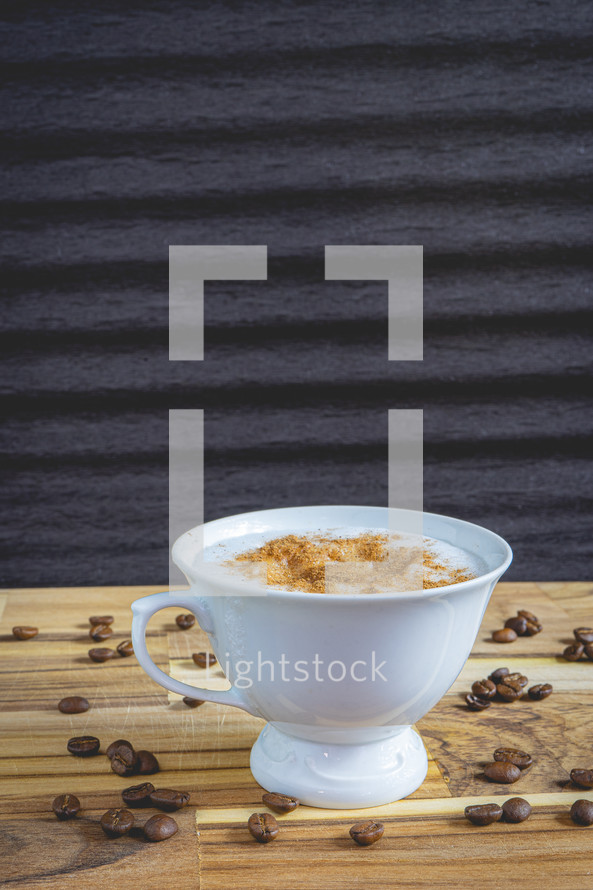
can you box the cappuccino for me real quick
[203,528,486,594]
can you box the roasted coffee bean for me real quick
[88,647,116,663]
[483,761,522,784]
[136,749,160,775]
[563,643,584,661]
[502,797,532,822]
[144,814,179,841]
[471,679,497,700]
[89,615,114,626]
[175,614,195,630]
[262,791,300,814]
[182,697,204,708]
[505,681,526,696]
[12,626,38,640]
[488,666,510,683]
[121,782,156,807]
[585,643,593,661]
[524,620,542,636]
[493,747,533,769]
[111,742,138,777]
[570,769,593,789]
[505,673,529,687]
[574,627,593,644]
[149,789,190,811]
[517,610,539,624]
[100,807,134,837]
[116,640,134,657]
[505,616,528,635]
[89,624,112,642]
[58,696,90,714]
[248,812,279,843]
[349,820,385,846]
[570,799,593,826]
[106,739,134,759]
[492,628,517,643]
[52,793,81,819]
[67,735,100,757]
[192,652,217,667]
[464,803,503,826]
[496,683,524,702]
[528,683,553,700]
[465,693,491,711]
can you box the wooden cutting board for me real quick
[1,582,592,889]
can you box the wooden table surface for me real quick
[1,582,592,889]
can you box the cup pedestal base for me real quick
[250,723,428,809]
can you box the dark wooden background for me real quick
[1,1,592,587]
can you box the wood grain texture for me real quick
[1,1,592,587]
[1,581,592,888]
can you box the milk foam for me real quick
[201,527,488,593]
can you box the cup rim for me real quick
[172,505,513,601]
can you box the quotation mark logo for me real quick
[168,245,423,590]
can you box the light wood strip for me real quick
[196,790,593,825]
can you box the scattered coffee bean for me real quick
[563,643,584,661]
[484,761,522,784]
[505,673,529,687]
[149,789,190,811]
[192,652,217,667]
[136,749,160,775]
[58,696,90,714]
[493,747,533,769]
[248,812,279,843]
[175,614,195,630]
[122,782,156,807]
[349,820,385,845]
[89,624,112,642]
[52,793,81,820]
[525,621,543,636]
[262,791,300,814]
[585,643,593,661]
[502,797,532,823]
[505,616,528,636]
[12,626,38,640]
[496,683,524,702]
[528,683,553,700]
[466,693,491,711]
[570,769,593,789]
[116,640,134,657]
[88,647,116,663]
[182,697,204,708]
[488,666,510,683]
[67,736,100,757]
[492,628,517,643]
[100,807,135,837]
[106,739,134,759]
[574,627,593,643]
[471,679,497,700]
[570,799,593,826]
[464,803,503,826]
[89,616,114,626]
[144,814,179,842]
[505,681,526,696]
[517,610,539,624]
[111,742,138,777]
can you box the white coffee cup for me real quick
[131,505,512,808]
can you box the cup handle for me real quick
[131,591,259,716]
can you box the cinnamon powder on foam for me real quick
[233,532,476,593]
